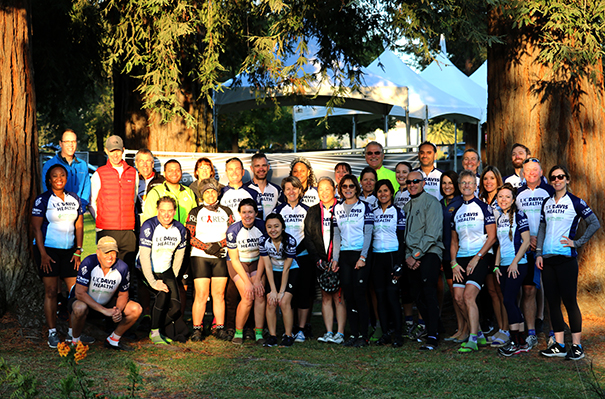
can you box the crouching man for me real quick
[69,236,142,351]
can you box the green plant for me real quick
[0,357,39,398]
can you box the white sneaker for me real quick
[294,330,306,343]
[317,332,333,343]
[526,334,539,350]
[328,332,345,344]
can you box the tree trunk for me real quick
[487,7,605,294]
[114,73,215,153]
[0,0,44,327]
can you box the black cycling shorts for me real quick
[190,257,228,279]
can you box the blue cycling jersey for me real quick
[274,201,309,255]
[259,232,299,271]
[219,185,263,221]
[451,197,495,258]
[244,180,282,219]
[32,190,84,249]
[226,219,266,262]
[516,181,555,236]
[496,210,529,266]
[372,204,405,253]
[139,217,187,273]
[72,255,130,306]
[333,200,374,251]
[540,192,594,257]
[415,167,443,201]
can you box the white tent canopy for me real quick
[293,49,482,124]
[214,42,409,116]
[470,61,487,90]
[420,52,487,123]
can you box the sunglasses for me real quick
[365,151,382,156]
[406,179,423,185]
[523,157,541,164]
[341,184,356,189]
[550,174,568,181]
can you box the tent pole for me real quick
[477,122,481,172]
[453,123,458,171]
[384,115,388,147]
[423,106,428,142]
[405,99,411,148]
[352,116,357,149]
[293,108,297,153]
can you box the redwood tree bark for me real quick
[114,73,215,153]
[487,7,605,294]
[0,0,44,326]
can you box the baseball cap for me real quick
[105,135,124,151]
[97,236,119,253]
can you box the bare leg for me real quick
[266,300,278,336]
[280,293,294,336]
[522,285,537,331]
[210,277,228,325]
[114,300,143,336]
[334,292,347,335]
[192,278,211,326]
[321,290,334,333]
[43,277,59,329]
[234,279,253,330]
[463,285,481,335]
[485,274,505,330]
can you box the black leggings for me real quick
[151,269,181,330]
[499,263,528,325]
[293,255,316,310]
[409,253,441,338]
[339,251,371,338]
[372,251,402,336]
[542,256,582,334]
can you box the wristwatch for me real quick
[359,256,366,262]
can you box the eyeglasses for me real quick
[61,140,77,145]
[460,181,476,186]
[365,151,382,156]
[550,174,568,181]
[406,179,423,185]
[341,184,356,189]
[523,157,540,164]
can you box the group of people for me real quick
[33,131,599,360]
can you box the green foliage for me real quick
[502,0,605,80]
[0,358,38,399]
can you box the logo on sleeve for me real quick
[35,198,42,206]
[228,232,234,241]
[144,228,151,237]
[81,265,87,275]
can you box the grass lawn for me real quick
[2,215,604,398]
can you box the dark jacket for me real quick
[304,201,336,264]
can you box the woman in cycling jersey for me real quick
[333,174,374,347]
[289,157,319,207]
[451,170,497,353]
[394,161,413,209]
[371,179,405,347]
[493,183,531,357]
[536,165,600,360]
[274,176,313,342]
[359,166,378,209]
[260,213,298,347]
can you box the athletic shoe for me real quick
[458,340,478,353]
[477,336,488,347]
[420,337,438,351]
[264,335,278,347]
[375,334,391,346]
[294,330,306,343]
[565,344,585,361]
[392,336,405,348]
[65,333,95,345]
[526,334,539,350]
[104,339,134,351]
[280,335,294,347]
[354,337,369,347]
[514,342,530,354]
[547,335,557,350]
[490,332,509,348]
[190,329,203,342]
[149,333,169,345]
[343,335,358,347]
[256,336,266,345]
[410,324,427,342]
[243,328,255,341]
[403,322,415,339]
[540,343,567,358]
[223,329,235,342]
[48,332,61,348]
[453,335,469,344]
[327,333,345,345]
[232,336,244,345]
[318,332,334,343]
[303,323,313,339]
[498,341,520,357]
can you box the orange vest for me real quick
[96,160,136,230]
